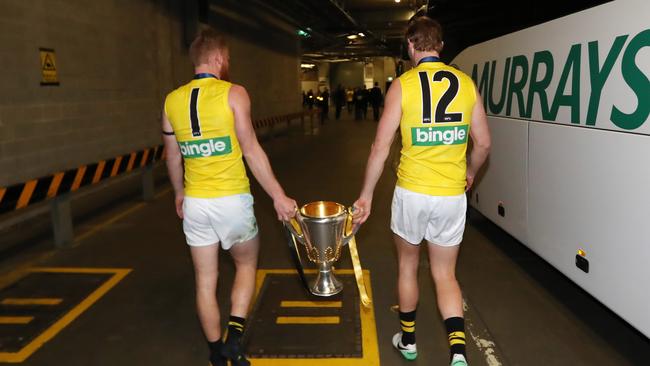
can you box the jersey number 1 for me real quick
[190,88,202,137]
[418,71,462,124]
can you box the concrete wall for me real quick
[0,0,301,187]
[226,36,301,119]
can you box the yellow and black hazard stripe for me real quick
[0,145,165,216]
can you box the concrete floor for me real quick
[0,111,648,365]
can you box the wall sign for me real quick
[39,48,59,86]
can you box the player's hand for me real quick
[175,193,184,219]
[466,172,475,192]
[352,196,371,226]
[274,195,298,222]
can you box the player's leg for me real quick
[230,236,259,316]
[189,243,225,365]
[390,186,429,360]
[428,244,462,319]
[426,194,468,365]
[428,244,467,365]
[219,237,258,366]
[213,193,258,366]
[392,234,420,360]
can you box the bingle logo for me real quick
[411,125,469,146]
[179,137,232,158]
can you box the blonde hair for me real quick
[189,28,228,66]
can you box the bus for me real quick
[452,0,649,337]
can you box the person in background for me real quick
[360,85,369,120]
[346,87,355,114]
[369,82,384,122]
[320,87,330,123]
[354,87,364,121]
[306,89,314,109]
[333,84,346,120]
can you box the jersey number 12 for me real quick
[418,71,462,124]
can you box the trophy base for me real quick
[310,269,343,296]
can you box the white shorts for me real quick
[390,186,467,246]
[182,194,258,249]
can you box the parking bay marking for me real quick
[0,267,131,363]
[247,269,379,366]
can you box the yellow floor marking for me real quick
[0,267,131,363]
[276,316,340,325]
[251,269,379,366]
[280,300,342,308]
[0,317,34,325]
[1,298,63,306]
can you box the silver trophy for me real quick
[285,201,356,296]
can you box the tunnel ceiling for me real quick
[209,0,612,63]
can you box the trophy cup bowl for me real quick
[285,201,355,296]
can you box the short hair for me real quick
[405,16,443,53]
[189,28,227,66]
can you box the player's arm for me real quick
[466,88,491,191]
[229,84,297,221]
[162,111,185,219]
[353,81,402,225]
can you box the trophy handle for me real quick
[284,212,306,245]
[342,206,360,245]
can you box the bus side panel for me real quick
[528,122,650,337]
[470,116,529,244]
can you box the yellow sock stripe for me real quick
[448,331,465,339]
[401,325,415,332]
[450,338,466,346]
[400,320,415,326]
[228,321,244,328]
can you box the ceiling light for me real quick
[395,0,401,3]
[358,32,365,37]
[301,63,316,69]
[347,34,358,40]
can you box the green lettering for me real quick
[586,35,628,126]
[525,50,554,119]
[550,44,581,124]
[506,55,529,117]
[611,29,650,130]
[488,58,511,114]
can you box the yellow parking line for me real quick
[280,301,342,308]
[1,298,62,306]
[0,317,34,324]
[276,316,340,325]
[0,268,131,363]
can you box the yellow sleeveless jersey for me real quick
[164,76,250,198]
[396,60,476,196]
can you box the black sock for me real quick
[226,315,246,343]
[444,317,466,360]
[207,339,224,365]
[399,309,416,345]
